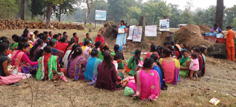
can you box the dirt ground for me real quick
[0,29,236,107]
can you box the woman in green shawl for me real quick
[179,50,191,77]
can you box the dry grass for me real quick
[0,29,236,107]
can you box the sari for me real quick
[51,47,64,64]
[67,55,87,80]
[135,69,161,100]
[36,54,64,81]
[83,57,102,82]
[179,57,190,77]
[116,25,127,51]
[159,58,180,85]
[127,56,138,76]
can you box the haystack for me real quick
[99,21,117,39]
[175,24,213,49]
[199,25,211,32]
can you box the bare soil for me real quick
[0,29,236,107]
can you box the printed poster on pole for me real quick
[95,10,106,21]
[159,19,170,31]
[145,25,157,37]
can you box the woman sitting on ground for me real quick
[0,41,23,85]
[159,48,180,85]
[133,58,161,100]
[29,39,44,61]
[179,50,191,77]
[67,47,87,80]
[205,24,224,38]
[11,34,20,50]
[82,40,91,60]
[126,49,141,76]
[144,44,160,61]
[83,33,93,44]
[49,40,64,64]
[114,44,125,69]
[150,54,167,90]
[11,43,38,73]
[83,49,102,83]
[62,38,78,67]
[55,36,69,53]
[94,41,104,60]
[95,51,119,91]
[36,46,65,81]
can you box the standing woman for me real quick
[67,47,87,80]
[116,20,127,51]
[225,26,235,61]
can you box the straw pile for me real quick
[175,24,213,49]
[99,21,117,38]
[199,25,211,32]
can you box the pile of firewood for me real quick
[0,20,84,30]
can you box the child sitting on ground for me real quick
[189,53,199,81]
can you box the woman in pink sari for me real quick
[133,58,161,101]
[11,43,38,73]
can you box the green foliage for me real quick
[0,0,19,19]
[54,0,77,21]
[224,5,236,28]
[44,0,64,5]
[233,18,236,28]
[31,0,45,17]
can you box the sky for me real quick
[144,0,236,10]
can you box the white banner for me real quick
[127,25,135,40]
[159,19,170,31]
[95,10,106,21]
[145,25,157,37]
[132,26,142,42]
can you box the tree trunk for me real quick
[215,0,224,29]
[139,16,144,26]
[20,0,25,20]
[46,2,53,29]
[84,0,91,25]
[58,9,61,22]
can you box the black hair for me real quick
[226,26,232,29]
[18,42,30,50]
[150,54,164,78]
[114,44,119,52]
[132,49,141,64]
[43,45,51,53]
[95,41,102,49]
[58,33,62,36]
[60,36,67,42]
[41,35,48,42]
[43,31,48,35]
[84,40,89,46]
[150,44,156,52]
[199,46,206,53]
[71,47,82,59]
[73,33,76,37]
[68,44,80,60]
[86,33,89,36]
[34,30,39,35]
[37,33,44,39]
[162,48,172,57]
[23,28,29,36]
[193,47,200,53]
[53,34,59,39]
[171,41,175,45]
[121,20,125,24]
[182,50,189,54]
[214,24,218,27]
[65,38,76,52]
[49,31,52,35]
[20,37,28,43]
[91,48,99,57]
[49,40,56,47]
[191,53,198,59]
[1,36,9,45]
[181,43,186,48]
[30,39,43,58]
[143,57,154,69]
[102,51,114,69]
[164,42,169,46]
[0,41,9,53]
[63,32,67,35]
[12,34,18,42]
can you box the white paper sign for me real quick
[159,19,170,31]
[145,25,157,37]
[118,28,125,34]
[132,26,142,42]
[127,25,135,40]
[95,10,106,21]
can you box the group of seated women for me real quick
[0,29,207,101]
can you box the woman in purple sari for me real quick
[67,47,87,80]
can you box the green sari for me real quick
[179,57,190,77]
